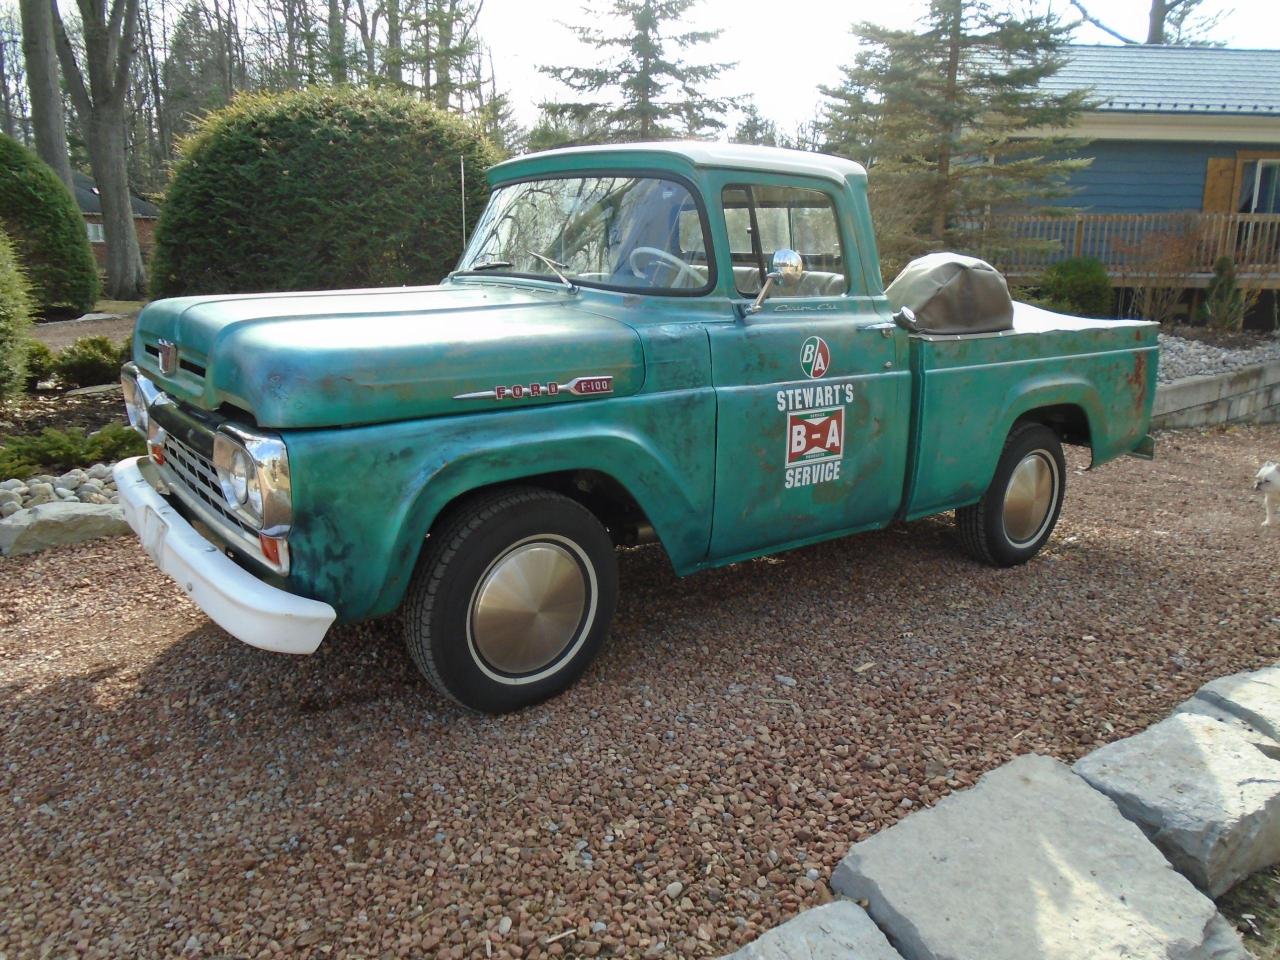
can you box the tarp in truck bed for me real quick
[885,254,1014,335]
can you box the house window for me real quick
[1239,160,1280,214]
[86,222,105,243]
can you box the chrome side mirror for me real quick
[747,249,805,314]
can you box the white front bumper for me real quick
[113,456,337,654]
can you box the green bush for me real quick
[0,134,98,315]
[53,335,131,388]
[0,228,33,398]
[1201,256,1257,331]
[22,339,55,391]
[151,87,500,298]
[1034,257,1113,317]
[0,423,143,476]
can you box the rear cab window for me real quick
[721,184,849,299]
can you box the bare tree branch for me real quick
[1068,0,1140,44]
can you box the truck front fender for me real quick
[283,390,715,621]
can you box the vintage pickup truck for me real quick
[115,143,1157,712]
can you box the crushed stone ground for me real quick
[2,424,1278,959]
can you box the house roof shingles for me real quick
[1042,44,1280,116]
[72,171,160,218]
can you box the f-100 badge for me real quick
[454,375,614,401]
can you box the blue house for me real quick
[994,45,1280,297]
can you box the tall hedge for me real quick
[0,135,98,316]
[0,228,34,398]
[151,88,500,298]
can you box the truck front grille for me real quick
[161,432,258,541]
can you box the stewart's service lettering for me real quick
[776,380,855,412]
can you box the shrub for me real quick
[53,335,131,388]
[0,423,143,477]
[1201,256,1258,332]
[0,134,98,315]
[0,228,33,399]
[22,339,55,391]
[151,87,500,298]
[1035,257,1113,317]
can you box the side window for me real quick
[721,184,849,298]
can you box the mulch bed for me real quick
[0,389,127,440]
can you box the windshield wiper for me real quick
[466,258,513,271]
[526,251,578,293]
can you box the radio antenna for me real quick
[460,155,467,248]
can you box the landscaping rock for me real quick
[0,489,19,508]
[1174,698,1280,756]
[719,902,903,960]
[0,502,130,556]
[1192,666,1280,743]
[0,501,17,518]
[1074,712,1280,897]
[24,482,55,506]
[830,754,1248,960]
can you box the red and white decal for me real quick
[783,404,845,490]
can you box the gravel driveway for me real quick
[3,426,1278,959]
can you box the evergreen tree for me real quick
[539,0,736,142]
[821,0,1089,247]
[732,102,777,146]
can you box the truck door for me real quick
[707,180,909,560]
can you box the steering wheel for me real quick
[628,246,703,287]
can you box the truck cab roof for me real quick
[489,141,869,188]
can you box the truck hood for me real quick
[132,283,646,428]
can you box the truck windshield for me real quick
[456,176,712,293]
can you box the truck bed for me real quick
[901,303,1159,521]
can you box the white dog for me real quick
[1257,461,1279,527]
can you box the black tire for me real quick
[956,422,1066,567]
[403,487,618,713]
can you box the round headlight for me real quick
[122,375,148,434]
[245,468,263,515]
[228,448,252,505]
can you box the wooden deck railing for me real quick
[976,212,1280,282]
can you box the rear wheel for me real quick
[403,488,618,713]
[956,422,1066,567]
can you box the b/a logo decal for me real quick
[800,336,830,379]
[784,406,844,489]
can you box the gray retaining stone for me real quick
[1192,666,1280,743]
[1074,712,1280,897]
[830,754,1248,960]
[718,901,904,960]
[0,502,130,556]
[1174,698,1280,757]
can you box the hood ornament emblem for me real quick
[157,339,178,376]
[454,375,614,402]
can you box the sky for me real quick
[476,0,1280,135]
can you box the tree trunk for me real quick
[1146,0,1167,43]
[385,0,402,86]
[328,0,346,83]
[87,106,146,299]
[0,37,15,139]
[931,0,963,240]
[18,0,72,187]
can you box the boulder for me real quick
[1075,712,1280,896]
[719,902,904,960]
[0,502,130,556]
[830,754,1248,960]
[1191,666,1280,743]
[1174,697,1280,756]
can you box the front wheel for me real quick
[403,488,618,713]
[956,422,1066,567]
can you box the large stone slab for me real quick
[830,754,1248,960]
[0,501,129,556]
[1174,697,1280,757]
[1075,712,1280,896]
[1192,666,1280,743]
[719,901,904,960]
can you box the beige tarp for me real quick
[885,253,1014,335]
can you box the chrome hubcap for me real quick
[1002,451,1059,546]
[471,541,588,675]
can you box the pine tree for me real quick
[539,0,736,142]
[821,0,1090,247]
[732,102,778,146]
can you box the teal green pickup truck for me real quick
[115,143,1156,712]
